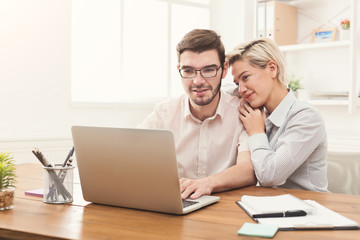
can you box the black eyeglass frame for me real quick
[178,66,222,79]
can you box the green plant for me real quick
[0,152,16,189]
[340,19,350,30]
[288,73,303,92]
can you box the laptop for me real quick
[71,126,220,215]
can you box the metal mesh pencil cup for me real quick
[43,164,75,204]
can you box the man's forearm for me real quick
[180,152,257,199]
[208,161,257,193]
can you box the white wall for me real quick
[1,0,359,164]
[0,0,153,164]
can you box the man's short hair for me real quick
[176,29,225,66]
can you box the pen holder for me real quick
[43,164,75,204]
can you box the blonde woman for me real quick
[226,38,328,192]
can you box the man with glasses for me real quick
[139,29,256,199]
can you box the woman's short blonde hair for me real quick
[226,38,288,86]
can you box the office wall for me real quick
[0,0,359,164]
[0,0,153,164]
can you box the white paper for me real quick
[240,194,313,214]
[256,200,359,229]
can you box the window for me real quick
[71,0,210,103]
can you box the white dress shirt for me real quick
[139,90,249,179]
[248,90,329,192]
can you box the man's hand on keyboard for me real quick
[179,177,213,199]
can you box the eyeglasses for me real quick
[178,66,222,79]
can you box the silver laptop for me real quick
[71,126,220,215]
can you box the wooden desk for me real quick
[1,164,359,240]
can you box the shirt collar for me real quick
[267,89,296,127]
[183,90,225,122]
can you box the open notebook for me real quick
[72,126,220,215]
[236,194,359,230]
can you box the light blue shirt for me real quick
[248,91,328,192]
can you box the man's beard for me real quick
[190,80,221,106]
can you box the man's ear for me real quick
[267,60,278,79]
[222,61,229,79]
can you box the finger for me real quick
[243,102,253,112]
[190,190,202,200]
[239,107,248,117]
[238,104,246,112]
[238,113,245,122]
[238,106,246,118]
[240,98,246,108]
[181,186,195,199]
[179,178,189,193]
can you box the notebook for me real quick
[238,194,314,216]
[71,126,220,215]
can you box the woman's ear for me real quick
[267,60,278,79]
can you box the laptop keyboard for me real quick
[182,199,199,208]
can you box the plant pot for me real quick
[293,91,298,98]
[339,29,350,41]
[0,187,15,210]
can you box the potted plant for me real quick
[340,18,350,30]
[288,73,303,95]
[0,152,16,210]
[339,18,350,40]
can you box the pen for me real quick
[56,146,75,188]
[253,210,307,218]
[59,157,73,183]
[62,146,75,167]
[58,147,74,181]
